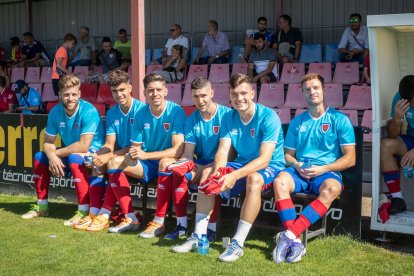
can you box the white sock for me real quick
[232,220,252,247]
[285,230,296,240]
[98,208,111,219]
[126,212,138,222]
[391,192,403,198]
[194,213,209,237]
[207,222,217,232]
[89,207,100,216]
[153,216,165,225]
[177,216,187,228]
[78,204,89,213]
[294,238,302,243]
[37,199,48,205]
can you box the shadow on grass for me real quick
[0,200,77,220]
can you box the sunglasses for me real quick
[349,18,360,23]
[170,29,176,32]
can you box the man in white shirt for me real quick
[159,24,189,65]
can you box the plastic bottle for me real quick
[301,159,312,169]
[403,166,414,179]
[198,234,209,255]
[84,154,102,174]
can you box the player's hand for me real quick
[295,162,310,179]
[93,153,111,167]
[244,37,254,45]
[83,153,94,169]
[401,148,414,168]
[49,154,65,178]
[394,99,410,121]
[128,146,140,159]
[302,165,327,179]
[219,172,237,192]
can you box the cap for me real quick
[14,80,27,93]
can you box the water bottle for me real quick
[198,234,209,255]
[301,159,312,169]
[84,154,102,174]
[403,166,414,179]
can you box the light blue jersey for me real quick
[106,98,146,149]
[18,88,42,114]
[185,104,231,163]
[284,107,355,166]
[390,92,414,137]
[45,99,105,151]
[131,100,186,152]
[220,103,285,169]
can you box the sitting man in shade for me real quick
[14,80,42,114]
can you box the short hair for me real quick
[349,13,362,21]
[208,20,218,29]
[102,37,112,44]
[118,28,127,35]
[301,73,325,89]
[230,74,252,89]
[172,24,182,32]
[0,76,6,88]
[63,33,77,44]
[59,75,81,93]
[399,75,414,101]
[253,33,266,41]
[280,14,292,26]
[257,16,267,23]
[191,77,211,90]
[171,44,184,57]
[79,26,89,34]
[23,32,33,38]
[10,36,20,46]
[143,73,166,89]
[108,69,130,87]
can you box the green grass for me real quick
[1,194,414,275]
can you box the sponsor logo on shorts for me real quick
[72,178,80,183]
[158,184,165,190]
[110,182,118,188]
[175,188,185,193]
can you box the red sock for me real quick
[102,183,117,211]
[33,158,50,200]
[172,174,189,217]
[288,199,328,238]
[89,176,106,209]
[155,172,173,218]
[108,170,134,214]
[68,154,90,205]
[209,195,221,223]
[383,171,401,194]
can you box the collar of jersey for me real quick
[309,106,329,121]
[239,103,256,126]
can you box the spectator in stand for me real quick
[14,80,42,114]
[18,32,51,67]
[114,28,132,63]
[272,15,303,68]
[338,13,369,64]
[70,26,97,67]
[9,36,23,66]
[241,16,274,62]
[0,76,18,113]
[154,44,187,83]
[193,20,230,65]
[87,37,128,84]
[52,33,77,96]
[0,61,11,88]
[247,33,277,84]
[156,24,189,65]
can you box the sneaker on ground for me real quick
[218,239,244,262]
[207,228,216,243]
[272,231,293,264]
[171,233,199,253]
[73,214,95,230]
[87,214,110,232]
[389,197,407,215]
[139,221,165,239]
[63,210,87,227]
[286,241,306,263]
[164,224,188,240]
[108,217,140,233]
[21,204,49,219]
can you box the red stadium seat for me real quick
[182,106,196,116]
[25,67,40,83]
[46,101,59,113]
[73,66,89,83]
[211,83,230,105]
[28,83,42,94]
[361,110,372,142]
[294,108,307,117]
[282,83,307,109]
[307,62,332,83]
[209,64,230,83]
[324,83,343,108]
[93,103,106,117]
[96,84,115,105]
[42,83,58,102]
[338,109,358,126]
[11,67,25,83]
[166,83,182,104]
[332,62,360,85]
[257,83,284,108]
[186,65,208,84]
[40,67,52,83]
[273,108,291,124]
[180,84,194,106]
[80,83,97,102]
[146,64,163,75]
[342,85,371,110]
[278,63,305,84]
[231,63,248,76]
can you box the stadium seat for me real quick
[342,85,372,110]
[231,63,248,76]
[307,62,332,83]
[295,108,307,117]
[273,108,291,124]
[180,83,194,106]
[73,66,89,83]
[282,83,307,109]
[166,83,182,104]
[80,83,97,102]
[25,67,40,83]
[230,45,245,64]
[186,65,208,84]
[93,103,106,117]
[190,47,209,64]
[96,84,115,105]
[11,67,25,83]
[324,43,341,64]
[41,83,58,102]
[182,106,196,116]
[278,63,305,84]
[299,44,323,63]
[211,83,230,105]
[338,109,358,126]
[40,67,52,83]
[46,101,59,113]
[324,83,343,108]
[152,48,163,62]
[145,64,163,75]
[145,49,151,65]
[28,83,42,94]
[361,110,372,142]
[332,62,360,85]
[209,64,230,83]
[257,83,284,108]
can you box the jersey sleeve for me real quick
[45,108,58,137]
[171,106,186,136]
[261,109,279,143]
[130,120,142,144]
[284,119,298,150]
[105,111,116,136]
[80,105,101,135]
[184,114,196,144]
[337,115,356,146]
[390,92,400,119]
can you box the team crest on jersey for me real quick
[164,122,170,131]
[75,123,80,129]
[213,126,220,135]
[321,123,331,133]
[250,128,255,138]
[130,118,134,125]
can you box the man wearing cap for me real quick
[14,80,42,114]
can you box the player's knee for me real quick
[273,177,288,195]
[246,173,264,193]
[380,138,398,154]
[320,182,341,202]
